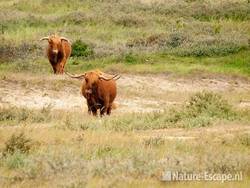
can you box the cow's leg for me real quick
[52,66,57,74]
[60,58,67,74]
[50,61,57,74]
[53,63,60,74]
[54,61,64,74]
[100,98,109,116]
[58,63,64,74]
[107,105,112,115]
[91,108,98,116]
[86,100,92,115]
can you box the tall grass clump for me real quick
[2,132,32,156]
[0,40,39,63]
[0,106,52,125]
[166,91,237,128]
[0,133,34,170]
[186,91,234,119]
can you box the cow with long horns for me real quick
[66,70,120,116]
[40,34,71,74]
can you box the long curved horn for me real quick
[60,37,71,43]
[65,72,86,80]
[113,74,121,80]
[99,73,120,81]
[39,37,49,41]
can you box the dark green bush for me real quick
[71,40,94,58]
[124,52,138,64]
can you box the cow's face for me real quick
[84,72,100,90]
[40,35,70,55]
[48,36,62,54]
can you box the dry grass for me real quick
[0,91,249,187]
[0,122,249,187]
[0,0,250,187]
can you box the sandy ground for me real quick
[0,74,250,113]
[0,73,250,143]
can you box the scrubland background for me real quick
[0,0,250,187]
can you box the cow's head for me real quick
[40,34,70,55]
[66,70,120,91]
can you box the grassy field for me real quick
[0,0,250,187]
[0,0,250,76]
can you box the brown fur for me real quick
[41,35,71,74]
[84,71,117,116]
[66,70,119,116]
[81,80,101,115]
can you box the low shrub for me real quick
[3,132,32,156]
[165,91,237,128]
[186,91,234,119]
[112,14,145,27]
[173,43,247,57]
[143,137,165,147]
[57,11,88,25]
[71,40,94,58]
[167,32,187,48]
[4,152,26,169]
[0,40,39,62]
[0,106,52,125]
[124,52,138,64]
[192,1,250,21]
[126,33,167,48]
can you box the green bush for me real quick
[186,91,234,118]
[71,40,94,58]
[124,52,138,64]
[166,91,237,128]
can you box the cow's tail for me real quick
[111,102,118,110]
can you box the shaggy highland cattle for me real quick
[40,34,71,74]
[66,70,120,116]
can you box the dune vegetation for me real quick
[0,0,250,76]
[0,0,250,187]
